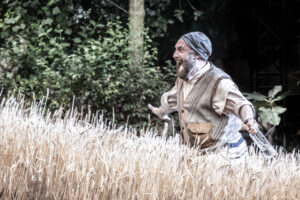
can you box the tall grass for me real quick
[0,96,299,199]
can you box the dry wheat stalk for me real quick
[0,97,299,199]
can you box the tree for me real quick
[129,0,145,68]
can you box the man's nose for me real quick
[173,50,178,60]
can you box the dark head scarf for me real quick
[181,32,212,61]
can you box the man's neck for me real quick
[186,60,208,81]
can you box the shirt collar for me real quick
[187,60,209,81]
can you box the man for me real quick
[148,31,258,159]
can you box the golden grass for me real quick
[0,97,299,199]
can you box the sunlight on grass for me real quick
[0,96,299,199]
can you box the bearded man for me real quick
[148,32,258,159]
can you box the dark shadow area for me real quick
[155,0,300,150]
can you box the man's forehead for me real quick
[175,38,189,49]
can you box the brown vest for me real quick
[177,63,231,149]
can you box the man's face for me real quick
[173,38,197,80]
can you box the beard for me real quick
[176,53,196,81]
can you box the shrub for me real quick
[0,1,175,128]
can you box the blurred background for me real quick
[0,0,299,150]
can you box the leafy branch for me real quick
[244,85,290,126]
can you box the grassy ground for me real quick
[0,97,299,199]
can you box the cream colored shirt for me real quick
[165,60,254,119]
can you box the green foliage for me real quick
[144,0,174,38]
[0,0,174,128]
[244,85,290,126]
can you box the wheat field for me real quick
[0,96,299,200]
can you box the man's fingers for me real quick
[148,104,162,119]
[148,104,171,121]
[241,123,249,130]
[148,104,160,114]
[248,128,255,134]
[148,104,155,111]
[242,121,252,133]
[242,118,258,134]
[148,104,158,114]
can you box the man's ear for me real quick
[194,54,201,60]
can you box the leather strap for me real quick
[179,82,189,144]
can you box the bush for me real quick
[0,0,176,128]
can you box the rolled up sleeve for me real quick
[212,79,255,118]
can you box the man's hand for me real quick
[242,118,259,134]
[148,104,171,121]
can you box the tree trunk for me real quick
[129,0,145,68]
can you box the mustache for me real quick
[176,61,181,71]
